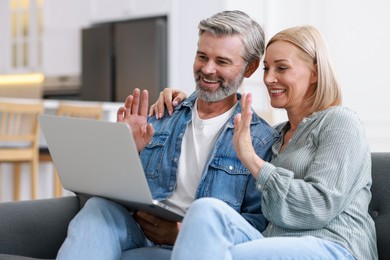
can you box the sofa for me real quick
[0,152,389,259]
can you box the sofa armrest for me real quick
[0,196,80,259]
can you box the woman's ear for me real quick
[244,58,260,78]
[310,64,318,84]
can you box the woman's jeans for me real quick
[171,197,355,260]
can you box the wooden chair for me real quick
[0,101,44,200]
[56,103,103,120]
[50,102,103,197]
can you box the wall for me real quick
[313,0,390,152]
[42,0,89,77]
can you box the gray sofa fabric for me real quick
[369,152,390,259]
[0,196,80,259]
[0,153,389,259]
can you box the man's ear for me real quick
[244,58,260,78]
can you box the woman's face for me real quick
[263,41,317,112]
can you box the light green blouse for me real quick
[257,106,378,260]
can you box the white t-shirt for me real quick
[164,99,237,214]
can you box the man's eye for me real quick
[278,67,288,71]
[198,55,207,61]
[263,67,269,72]
[218,60,228,65]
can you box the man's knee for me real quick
[85,196,111,208]
[85,197,124,213]
[80,197,130,223]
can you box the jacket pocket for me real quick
[140,132,170,178]
[204,156,250,210]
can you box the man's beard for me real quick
[194,70,245,102]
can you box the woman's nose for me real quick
[264,72,277,84]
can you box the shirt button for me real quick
[173,157,178,162]
[302,118,307,123]
[229,166,233,170]
[169,187,173,191]
[257,184,262,190]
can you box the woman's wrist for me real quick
[245,152,265,179]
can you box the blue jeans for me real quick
[56,197,153,260]
[171,198,355,260]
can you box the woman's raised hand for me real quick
[149,88,187,119]
[233,93,264,178]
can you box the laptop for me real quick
[39,114,184,222]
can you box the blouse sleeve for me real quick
[257,107,371,229]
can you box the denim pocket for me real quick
[203,156,250,210]
[140,132,170,179]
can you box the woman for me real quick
[153,25,377,259]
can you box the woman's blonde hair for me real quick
[267,25,342,112]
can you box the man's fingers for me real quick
[116,106,127,121]
[130,88,141,115]
[124,95,133,109]
[145,123,155,144]
[139,89,149,116]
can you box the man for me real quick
[56,10,278,259]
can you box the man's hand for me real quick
[149,88,187,119]
[117,88,154,151]
[134,211,180,245]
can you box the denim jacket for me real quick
[139,92,279,232]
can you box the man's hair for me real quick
[267,25,342,112]
[198,10,265,63]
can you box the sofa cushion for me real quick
[0,196,79,259]
[121,247,171,260]
[0,254,49,260]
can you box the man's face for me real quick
[193,31,247,102]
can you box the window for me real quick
[10,0,44,71]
